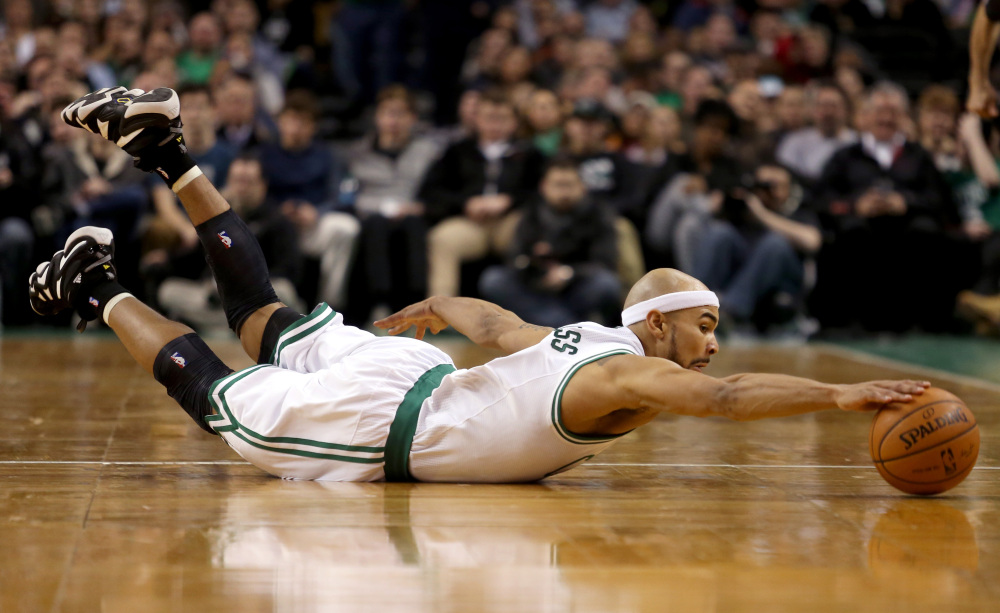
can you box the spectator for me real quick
[345,85,440,318]
[515,0,578,50]
[584,0,639,44]
[561,98,638,220]
[522,88,564,156]
[809,82,965,332]
[645,99,743,271]
[213,73,277,151]
[157,155,303,329]
[776,81,857,184]
[177,12,222,85]
[1,0,36,68]
[419,90,545,297]
[479,158,621,327]
[689,164,821,334]
[655,51,692,109]
[259,90,359,310]
[0,93,37,326]
[678,63,717,119]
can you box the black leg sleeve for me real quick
[153,334,234,434]
[195,209,279,334]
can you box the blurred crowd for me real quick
[2,0,1000,338]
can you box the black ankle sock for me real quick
[195,209,279,333]
[71,279,128,329]
[137,138,197,190]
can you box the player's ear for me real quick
[646,312,666,340]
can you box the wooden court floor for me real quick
[1,333,998,612]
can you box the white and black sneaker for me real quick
[61,87,189,175]
[29,227,119,331]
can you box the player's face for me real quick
[661,307,720,372]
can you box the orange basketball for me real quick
[869,387,979,495]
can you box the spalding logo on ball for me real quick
[869,387,980,495]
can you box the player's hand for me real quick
[373,298,450,340]
[834,380,931,412]
[968,80,999,119]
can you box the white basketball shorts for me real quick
[204,303,456,481]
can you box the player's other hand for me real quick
[834,380,931,412]
[374,298,450,340]
[967,81,999,118]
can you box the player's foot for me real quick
[61,87,185,172]
[29,227,118,331]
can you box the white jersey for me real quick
[207,305,644,483]
[410,322,645,482]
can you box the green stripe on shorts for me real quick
[383,363,457,482]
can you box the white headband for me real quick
[621,290,719,326]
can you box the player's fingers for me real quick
[415,325,426,341]
[385,323,410,336]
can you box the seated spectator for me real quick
[258,90,359,310]
[419,90,545,297]
[345,85,440,318]
[655,51,692,109]
[775,81,857,185]
[0,96,38,326]
[480,159,621,327]
[522,88,564,157]
[561,98,638,220]
[176,12,222,85]
[809,82,965,332]
[645,99,744,270]
[689,164,821,334]
[213,73,277,151]
[157,155,303,329]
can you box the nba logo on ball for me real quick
[170,352,187,368]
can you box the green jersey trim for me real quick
[551,349,636,445]
[384,363,457,482]
[268,303,338,365]
[206,364,386,462]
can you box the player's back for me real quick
[410,322,644,482]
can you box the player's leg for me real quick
[58,87,301,363]
[28,227,232,432]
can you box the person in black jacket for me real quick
[478,158,620,327]
[809,82,968,332]
[419,90,546,297]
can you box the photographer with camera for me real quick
[689,165,821,335]
[478,158,621,328]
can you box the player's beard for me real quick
[665,324,678,366]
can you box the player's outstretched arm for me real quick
[560,354,932,435]
[374,297,552,354]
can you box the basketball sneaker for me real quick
[61,86,187,174]
[29,227,118,331]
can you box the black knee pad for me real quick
[195,209,279,334]
[153,334,234,434]
[257,306,306,364]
